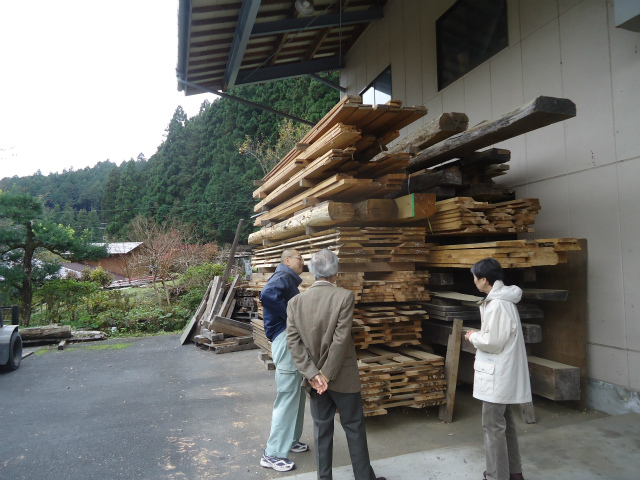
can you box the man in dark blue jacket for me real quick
[259,249,307,472]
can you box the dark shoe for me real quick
[375,477,386,480]
[290,441,309,453]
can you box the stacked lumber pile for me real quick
[357,346,446,416]
[426,197,540,235]
[248,95,582,416]
[353,305,426,349]
[425,238,581,268]
[396,148,514,201]
[250,227,431,303]
[248,97,449,415]
[188,276,258,353]
[253,96,429,228]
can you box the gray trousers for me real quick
[309,389,377,480]
[482,402,522,480]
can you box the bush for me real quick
[179,262,225,291]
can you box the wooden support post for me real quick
[439,318,463,423]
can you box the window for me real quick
[436,0,508,90]
[360,67,392,105]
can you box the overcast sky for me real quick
[0,1,218,179]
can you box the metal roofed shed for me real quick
[176,0,386,95]
[93,242,144,256]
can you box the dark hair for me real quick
[470,257,504,285]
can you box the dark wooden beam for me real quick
[407,97,577,172]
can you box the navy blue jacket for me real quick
[259,264,302,342]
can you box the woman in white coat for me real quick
[464,258,532,480]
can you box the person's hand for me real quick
[464,330,477,341]
[310,374,328,395]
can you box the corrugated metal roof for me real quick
[93,242,143,255]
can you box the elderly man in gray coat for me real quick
[286,249,385,480]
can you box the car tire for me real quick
[4,330,22,371]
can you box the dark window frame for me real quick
[436,0,508,91]
[359,66,392,105]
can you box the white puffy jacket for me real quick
[469,280,532,404]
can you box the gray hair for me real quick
[308,249,339,280]
[281,249,299,263]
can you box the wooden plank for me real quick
[438,318,463,423]
[181,279,213,345]
[528,356,581,401]
[407,96,577,172]
[218,275,240,317]
[421,320,542,353]
[521,288,569,301]
[528,239,587,410]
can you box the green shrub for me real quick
[180,262,225,291]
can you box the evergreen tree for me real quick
[0,191,107,325]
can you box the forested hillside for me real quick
[0,75,339,244]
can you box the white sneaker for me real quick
[260,451,295,472]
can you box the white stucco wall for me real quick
[340,0,640,414]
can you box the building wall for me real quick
[340,0,640,414]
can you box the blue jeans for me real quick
[265,331,306,458]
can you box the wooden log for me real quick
[248,202,355,245]
[384,112,469,156]
[353,199,399,222]
[527,356,580,401]
[407,96,577,172]
[19,325,72,340]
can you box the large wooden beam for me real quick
[407,96,576,172]
[248,202,354,245]
[528,356,580,401]
[383,112,469,157]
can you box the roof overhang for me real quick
[177,0,386,95]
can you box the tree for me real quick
[0,191,107,325]
[127,215,211,307]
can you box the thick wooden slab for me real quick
[407,96,576,172]
[528,356,580,401]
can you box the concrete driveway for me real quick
[0,334,625,480]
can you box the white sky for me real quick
[0,1,218,179]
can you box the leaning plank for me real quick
[407,96,577,172]
[438,318,463,423]
[218,275,241,317]
[528,356,580,401]
[180,278,214,345]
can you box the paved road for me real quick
[0,334,608,480]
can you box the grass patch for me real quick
[81,343,132,351]
[35,348,49,356]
